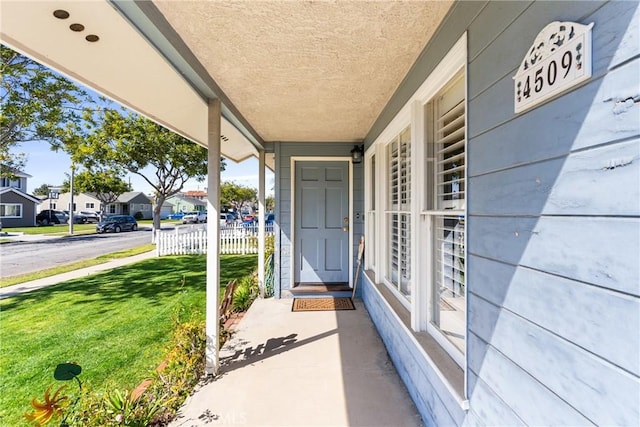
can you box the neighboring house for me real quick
[5,2,638,426]
[159,200,174,219]
[39,192,103,214]
[165,194,207,213]
[106,192,153,219]
[184,190,207,200]
[0,170,39,227]
[38,191,152,219]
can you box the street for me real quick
[0,230,153,278]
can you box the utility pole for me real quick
[68,164,75,235]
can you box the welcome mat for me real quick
[292,297,355,312]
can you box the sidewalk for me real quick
[0,250,156,299]
[170,298,423,427]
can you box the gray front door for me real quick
[295,161,349,284]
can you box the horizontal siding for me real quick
[469,254,640,376]
[469,295,639,426]
[468,0,606,100]
[469,138,640,216]
[468,215,640,296]
[465,1,640,426]
[468,63,640,176]
[467,333,594,426]
[362,276,464,426]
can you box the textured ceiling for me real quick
[154,0,452,142]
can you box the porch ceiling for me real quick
[1,0,452,155]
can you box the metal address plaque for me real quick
[514,21,594,113]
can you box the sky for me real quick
[8,48,274,198]
[15,140,274,197]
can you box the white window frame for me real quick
[364,150,377,272]
[0,203,23,218]
[86,202,95,209]
[365,32,468,373]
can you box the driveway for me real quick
[0,230,153,278]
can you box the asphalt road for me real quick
[0,230,154,278]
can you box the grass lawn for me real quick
[3,224,97,235]
[0,254,257,426]
[0,244,157,288]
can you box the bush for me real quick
[233,271,259,312]
[133,211,144,220]
[69,311,206,426]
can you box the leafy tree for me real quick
[265,195,275,212]
[32,183,51,196]
[221,182,257,215]
[62,169,132,216]
[0,45,86,177]
[65,108,225,230]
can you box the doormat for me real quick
[292,297,355,312]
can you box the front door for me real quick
[295,161,350,284]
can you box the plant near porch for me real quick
[0,254,257,426]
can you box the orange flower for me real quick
[24,385,68,426]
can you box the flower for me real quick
[115,413,124,423]
[24,385,68,426]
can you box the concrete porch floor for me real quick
[170,298,423,427]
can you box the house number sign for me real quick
[514,21,594,113]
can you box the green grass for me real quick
[3,224,97,235]
[0,254,257,426]
[0,244,157,288]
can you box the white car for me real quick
[182,211,207,224]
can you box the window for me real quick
[108,204,117,214]
[365,153,377,271]
[51,203,57,209]
[86,202,95,209]
[0,203,22,218]
[423,70,466,360]
[385,127,411,300]
[0,178,21,188]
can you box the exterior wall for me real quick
[166,196,207,213]
[274,142,364,298]
[39,193,102,213]
[0,191,37,227]
[0,176,28,192]
[363,1,639,426]
[123,193,153,219]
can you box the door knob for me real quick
[342,226,349,232]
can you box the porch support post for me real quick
[205,98,222,375]
[258,149,266,296]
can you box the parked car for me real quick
[242,214,256,225]
[96,215,138,233]
[36,209,68,225]
[168,212,185,220]
[78,211,100,223]
[63,210,89,224]
[182,211,207,224]
[265,213,275,225]
[220,213,234,227]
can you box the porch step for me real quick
[291,283,352,299]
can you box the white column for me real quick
[258,150,266,296]
[205,98,222,375]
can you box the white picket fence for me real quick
[155,223,274,256]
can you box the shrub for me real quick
[233,271,258,312]
[68,311,206,426]
[133,211,144,220]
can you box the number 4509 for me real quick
[522,50,573,99]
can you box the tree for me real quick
[1,45,86,177]
[265,195,275,212]
[65,108,225,230]
[62,169,132,216]
[221,182,257,214]
[32,183,51,196]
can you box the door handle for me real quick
[342,226,349,232]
